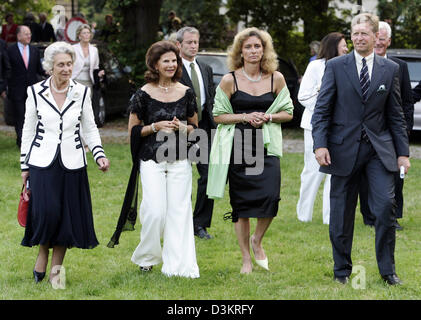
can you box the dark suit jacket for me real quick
[388,56,414,131]
[180,60,216,129]
[0,39,10,93]
[312,52,409,177]
[413,81,421,103]
[6,43,44,99]
[39,22,56,42]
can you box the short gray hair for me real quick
[76,23,92,39]
[351,12,379,33]
[176,26,200,43]
[42,41,76,73]
[379,21,392,38]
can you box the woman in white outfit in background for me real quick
[296,32,348,225]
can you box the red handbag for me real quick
[17,185,30,227]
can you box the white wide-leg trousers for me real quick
[131,159,200,278]
[296,129,331,224]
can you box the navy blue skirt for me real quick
[21,156,99,249]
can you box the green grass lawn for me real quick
[1,130,421,300]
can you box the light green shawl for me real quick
[206,85,294,199]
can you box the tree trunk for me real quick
[122,0,163,49]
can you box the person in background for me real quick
[127,40,200,278]
[309,40,320,62]
[1,13,18,43]
[23,13,41,43]
[38,13,57,42]
[20,41,109,284]
[0,37,10,99]
[296,32,348,225]
[176,26,216,240]
[358,20,414,230]
[71,24,104,94]
[6,25,44,147]
[207,27,294,274]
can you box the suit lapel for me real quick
[181,65,193,88]
[37,78,77,115]
[343,52,363,99]
[13,44,27,70]
[366,54,385,101]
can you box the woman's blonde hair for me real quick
[227,27,278,73]
[76,24,92,40]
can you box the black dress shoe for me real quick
[394,220,403,230]
[194,226,212,239]
[33,270,46,283]
[381,274,402,285]
[334,276,349,284]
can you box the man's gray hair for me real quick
[176,26,200,43]
[379,21,392,38]
[42,41,76,73]
[351,12,379,33]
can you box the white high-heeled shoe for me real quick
[250,237,269,271]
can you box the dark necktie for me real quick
[190,62,202,121]
[360,57,370,101]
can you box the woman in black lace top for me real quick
[127,40,200,278]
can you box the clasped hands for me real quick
[243,112,271,128]
[153,117,188,134]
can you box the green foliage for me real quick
[226,0,351,74]
[160,0,233,49]
[378,0,421,49]
[0,0,54,23]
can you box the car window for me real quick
[404,59,421,82]
[278,58,296,79]
[197,55,229,76]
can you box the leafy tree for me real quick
[378,0,421,49]
[160,0,233,49]
[226,0,352,73]
[0,0,54,23]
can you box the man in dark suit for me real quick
[312,13,410,285]
[359,21,414,230]
[7,25,44,146]
[0,38,10,99]
[176,26,216,239]
[38,13,56,42]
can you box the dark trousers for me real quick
[193,118,214,229]
[11,98,26,147]
[329,140,396,277]
[359,172,404,225]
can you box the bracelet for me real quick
[151,123,157,133]
[269,114,273,122]
[242,113,247,124]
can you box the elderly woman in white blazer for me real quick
[71,24,104,92]
[296,32,348,225]
[20,41,110,284]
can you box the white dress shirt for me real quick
[182,57,206,109]
[298,58,326,130]
[354,50,374,80]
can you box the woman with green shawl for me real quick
[207,28,294,274]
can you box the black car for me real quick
[386,49,421,131]
[196,51,303,126]
[3,42,133,128]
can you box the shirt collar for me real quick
[17,42,28,50]
[182,57,197,69]
[354,50,374,65]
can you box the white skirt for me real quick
[131,159,200,278]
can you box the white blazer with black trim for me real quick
[20,78,105,171]
[71,43,100,84]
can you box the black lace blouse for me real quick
[128,87,197,163]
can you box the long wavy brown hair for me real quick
[227,27,278,74]
[144,41,183,83]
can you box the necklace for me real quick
[242,67,262,82]
[51,79,69,94]
[158,83,172,93]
